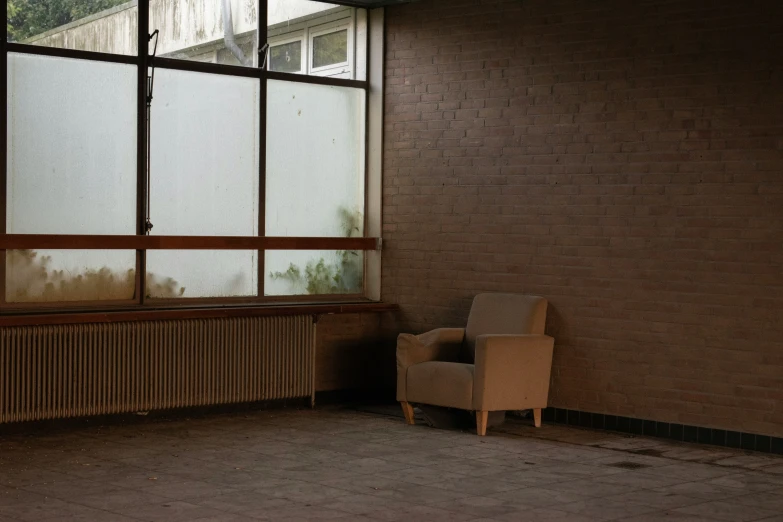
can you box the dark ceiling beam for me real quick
[320,0,414,8]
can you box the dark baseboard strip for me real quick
[0,391,395,435]
[0,398,310,436]
[542,407,783,456]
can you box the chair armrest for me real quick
[396,327,465,402]
[472,334,555,411]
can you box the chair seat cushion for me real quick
[407,361,475,410]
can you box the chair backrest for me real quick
[463,293,548,362]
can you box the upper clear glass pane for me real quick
[267,1,366,80]
[269,40,302,73]
[266,79,365,238]
[7,1,138,55]
[312,29,347,69]
[151,0,259,67]
[6,53,137,235]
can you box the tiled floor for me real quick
[1,408,782,521]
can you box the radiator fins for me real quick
[0,316,316,424]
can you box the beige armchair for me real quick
[396,294,554,436]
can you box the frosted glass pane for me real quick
[7,250,136,303]
[7,2,137,55]
[149,69,260,237]
[146,251,257,298]
[265,250,363,296]
[266,80,365,238]
[151,0,258,67]
[6,53,136,235]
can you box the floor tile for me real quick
[428,460,515,477]
[539,477,641,498]
[364,503,475,522]
[593,469,692,489]
[713,454,781,470]
[255,481,353,503]
[493,507,596,522]
[622,511,726,522]
[133,477,239,500]
[380,466,465,486]
[429,495,529,519]
[38,507,142,522]
[652,481,753,501]
[603,488,706,510]
[316,493,404,515]
[257,505,350,521]
[118,500,230,522]
[364,482,466,505]
[191,514,260,522]
[196,491,298,516]
[429,475,525,495]
[673,500,779,521]
[733,489,783,511]
[640,463,737,482]
[20,478,124,502]
[555,497,661,521]
[0,495,98,522]
[73,489,177,515]
[589,453,673,468]
[706,471,783,492]
[489,486,591,507]
[486,468,575,487]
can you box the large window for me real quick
[3,0,375,311]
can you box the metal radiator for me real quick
[0,316,316,424]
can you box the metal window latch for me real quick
[147,30,160,105]
[259,43,270,69]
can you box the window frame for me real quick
[308,20,353,77]
[1,0,378,313]
[267,8,358,79]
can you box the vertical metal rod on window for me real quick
[362,8,371,296]
[257,0,269,300]
[137,0,151,304]
[146,30,159,238]
[0,34,7,307]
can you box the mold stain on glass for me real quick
[270,208,363,295]
[6,250,185,302]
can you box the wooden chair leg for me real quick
[533,408,542,428]
[476,410,489,436]
[400,402,415,425]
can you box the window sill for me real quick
[0,301,398,327]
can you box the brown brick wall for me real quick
[316,313,394,392]
[382,0,783,436]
